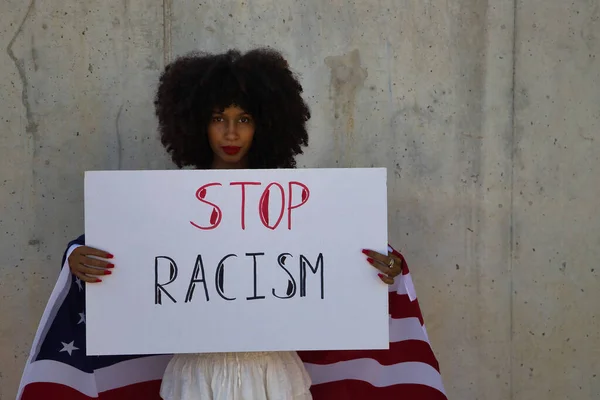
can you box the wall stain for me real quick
[163,0,173,65]
[462,132,484,140]
[559,261,567,273]
[579,127,594,141]
[580,1,599,52]
[145,57,158,71]
[325,49,367,165]
[390,100,446,179]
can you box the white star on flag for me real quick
[77,312,85,325]
[59,341,79,356]
[75,277,83,291]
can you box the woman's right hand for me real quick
[67,246,114,283]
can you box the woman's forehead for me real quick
[212,105,251,115]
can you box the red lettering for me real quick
[230,182,261,230]
[259,182,285,230]
[287,181,310,230]
[190,183,223,230]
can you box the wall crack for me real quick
[6,0,37,136]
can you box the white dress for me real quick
[160,351,312,400]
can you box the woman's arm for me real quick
[64,235,114,283]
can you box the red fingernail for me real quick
[95,278,102,283]
[104,270,112,275]
[362,250,370,256]
[107,254,114,259]
[378,273,384,279]
[367,257,374,264]
[106,263,115,268]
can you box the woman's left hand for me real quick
[362,249,403,285]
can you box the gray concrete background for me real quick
[0,1,598,399]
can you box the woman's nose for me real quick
[224,121,238,139]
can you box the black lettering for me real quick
[300,253,324,299]
[155,256,178,304]
[272,253,297,299]
[215,254,237,301]
[184,255,210,303]
[246,252,266,300]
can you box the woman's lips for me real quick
[222,146,241,155]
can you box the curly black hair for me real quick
[154,48,311,169]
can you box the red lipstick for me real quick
[222,146,241,155]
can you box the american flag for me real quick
[17,236,447,399]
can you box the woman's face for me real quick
[207,105,255,169]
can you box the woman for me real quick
[65,48,404,400]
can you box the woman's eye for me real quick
[240,117,251,123]
[212,116,223,122]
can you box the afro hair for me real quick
[154,48,311,169]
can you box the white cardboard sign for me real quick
[84,168,388,355]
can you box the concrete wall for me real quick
[1,1,598,399]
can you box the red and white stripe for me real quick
[18,245,446,399]
[18,249,169,400]
[298,246,447,399]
